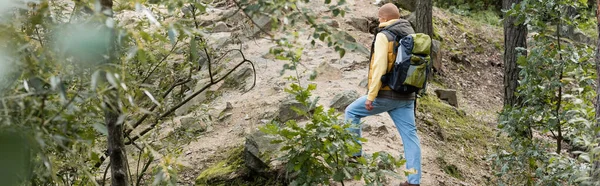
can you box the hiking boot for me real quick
[400,181,420,186]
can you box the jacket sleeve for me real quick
[367,33,389,101]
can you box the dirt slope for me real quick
[170,0,505,185]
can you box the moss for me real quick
[418,95,495,155]
[437,156,464,180]
[493,41,503,51]
[195,146,281,186]
[196,146,245,186]
[428,78,446,89]
[474,45,485,54]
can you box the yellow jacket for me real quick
[367,19,415,101]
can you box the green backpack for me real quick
[381,33,432,95]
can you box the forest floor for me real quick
[145,0,507,185]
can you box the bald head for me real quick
[378,3,400,22]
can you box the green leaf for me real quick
[259,123,280,135]
[106,73,118,87]
[338,48,346,58]
[325,0,331,4]
[93,123,108,135]
[143,89,161,106]
[332,9,340,17]
[333,170,344,181]
[168,25,177,46]
[140,31,151,41]
[190,37,198,63]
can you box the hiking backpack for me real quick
[380,32,432,95]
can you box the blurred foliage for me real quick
[0,0,366,185]
[491,0,600,185]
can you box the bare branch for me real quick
[136,155,153,186]
[125,50,256,145]
[204,46,214,83]
[124,78,191,136]
[102,161,111,186]
[140,40,180,84]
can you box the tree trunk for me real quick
[593,0,600,180]
[100,0,128,186]
[105,96,128,186]
[502,0,527,107]
[415,0,433,36]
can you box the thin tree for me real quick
[503,0,527,107]
[100,0,129,185]
[415,0,433,36]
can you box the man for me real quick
[344,3,421,186]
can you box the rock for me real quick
[218,113,233,121]
[180,117,207,133]
[225,102,233,110]
[327,20,340,28]
[376,125,389,135]
[315,62,342,80]
[207,32,234,49]
[434,89,458,107]
[278,98,312,122]
[220,66,254,91]
[489,60,502,67]
[217,102,233,117]
[246,15,273,38]
[244,131,286,175]
[174,78,214,116]
[341,60,370,71]
[366,16,381,35]
[359,78,368,88]
[431,39,442,72]
[212,22,229,33]
[340,31,357,42]
[329,90,360,111]
[244,137,269,174]
[450,54,471,66]
[363,124,373,132]
[196,147,244,184]
[572,30,592,44]
[346,17,370,33]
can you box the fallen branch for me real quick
[124,48,256,145]
[124,78,191,136]
[125,57,256,144]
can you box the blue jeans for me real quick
[344,96,422,184]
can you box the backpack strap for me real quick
[414,93,418,117]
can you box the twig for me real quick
[39,95,46,125]
[140,40,180,84]
[232,0,274,38]
[42,94,77,126]
[136,155,153,186]
[191,4,199,29]
[135,150,142,186]
[126,150,134,185]
[204,46,214,83]
[35,27,44,47]
[68,3,78,23]
[124,79,191,136]
[102,160,111,186]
